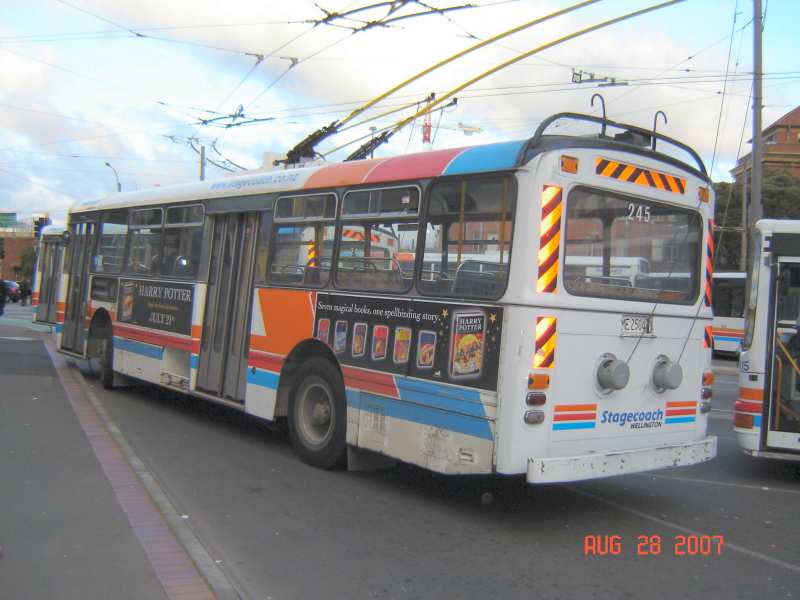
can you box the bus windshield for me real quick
[564,187,702,304]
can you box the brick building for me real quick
[0,233,36,282]
[731,105,800,181]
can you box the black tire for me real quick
[99,334,115,390]
[288,357,347,469]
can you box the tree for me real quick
[18,245,35,281]
[713,169,800,270]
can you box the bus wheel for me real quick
[99,333,115,390]
[288,358,347,469]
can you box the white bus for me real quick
[32,224,67,326]
[735,220,800,461]
[711,271,745,355]
[44,111,717,483]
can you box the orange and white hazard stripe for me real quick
[537,185,562,294]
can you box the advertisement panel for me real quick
[117,279,194,335]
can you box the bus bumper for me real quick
[526,436,717,484]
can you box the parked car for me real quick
[5,281,20,302]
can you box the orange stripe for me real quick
[739,387,763,401]
[666,401,698,408]
[555,404,598,412]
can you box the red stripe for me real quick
[553,412,596,422]
[735,400,762,414]
[248,350,285,372]
[666,408,696,417]
[113,324,192,352]
[342,366,399,399]
[364,147,464,183]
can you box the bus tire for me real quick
[99,333,115,390]
[288,358,347,469]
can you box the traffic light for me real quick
[0,237,5,259]
[33,217,50,239]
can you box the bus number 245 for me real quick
[627,203,651,222]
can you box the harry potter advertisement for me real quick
[314,294,503,391]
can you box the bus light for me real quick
[524,410,545,425]
[698,187,710,203]
[702,371,715,386]
[528,374,550,389]
[560,155,579,173]
[701,387,712,400]
[526,392,547,406]
[733,413,754,429]
[699,400,711,414]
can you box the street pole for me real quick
[750,0,763,226]
[104,162,121,192]
[200,144,206,181]
[740,167,748,271]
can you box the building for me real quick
[0,212,40,282]
[731,105,800,181]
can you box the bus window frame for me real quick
[160,203,206,279]
[334,184,423,295]
[417,173,517,301]
[91,208,130,275]
[267,192,338,289]
[563,185,704,306]
[124,207,164,277]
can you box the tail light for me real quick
[701,387,712,400]
[734,413,754,429]
[703,371,715,386]
[524,410,545,425]
[526,392,547,406]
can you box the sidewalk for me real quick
[0,322,214,600]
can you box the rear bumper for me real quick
[526,436,717,484]
[742,448,800,462]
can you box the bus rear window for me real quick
[564,187,702,304]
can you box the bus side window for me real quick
[419,175,515,300]
[160,204,204,278]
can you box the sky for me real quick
[0,0,797,225]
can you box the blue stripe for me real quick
[714,335,742,343]
[353,391,493,441]
[395,377,486,419]
[665,416,696,424]
[553,422,596,431]
[55,323,64,333]
[754,415,762,427]
[31,306,37,314]
[443,140,526,175]
[113,336,163,360]
[190,354,199,369]
[247,368,279,390]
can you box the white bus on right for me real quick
[736,219,800,460]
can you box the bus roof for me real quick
[71,140,528,215]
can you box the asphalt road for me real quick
[74,353,799,600]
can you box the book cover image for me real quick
[416,330,437,369]
[393,327,411,364]
[351,322,367,358]
[371,324,389,361]
[449,310,486,379]
[316,318,330,345]
[333,320,348,354]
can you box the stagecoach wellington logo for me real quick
[552,401,698,431]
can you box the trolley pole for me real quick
[750,0,763,226]
[200,144,206,181]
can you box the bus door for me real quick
[37,240,63,323]
[61,221,96,353]
[196,212,258,402]
[766,258,800,453]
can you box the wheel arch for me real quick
[274,338,342,418]
[87,308,113,358]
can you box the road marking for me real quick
[0,336,37,341]
[633,472,800,496]
[566,485,800,573]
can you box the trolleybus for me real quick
[735,220,800,461]
[31,224,67,326]
[711,271,746,355]
[46,112,717,483]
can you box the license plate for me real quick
[621,314,652,336]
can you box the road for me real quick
[85,359,800,599]
[4,302,799,600]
